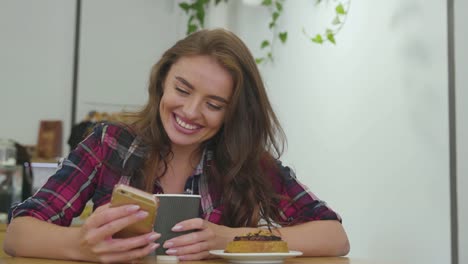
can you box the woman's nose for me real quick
[182,98,202,119]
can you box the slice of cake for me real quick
[225,230,289,253]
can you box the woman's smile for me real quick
[173,113,202,133]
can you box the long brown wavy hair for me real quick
[128,28,287,227]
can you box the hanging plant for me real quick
[178,0,227,35]
[178,0,350,64]
[178,0,287,64]
[303,0,350,44]
[255,0,288,64]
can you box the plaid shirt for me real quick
[11,123,341,226]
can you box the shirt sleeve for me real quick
[9,124,106,226]
[272,161,342,224]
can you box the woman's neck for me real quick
[159,143,202,193]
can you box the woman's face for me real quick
[159,55,233,150]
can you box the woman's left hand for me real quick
[161,218,234,260]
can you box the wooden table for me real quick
[0,256,373,264]
[0,224,391,264]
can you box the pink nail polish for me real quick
[166,249,177,255]
[136,211,149,218]
[163,241,173,248]
[172,225,183,231]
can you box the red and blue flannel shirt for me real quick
[11,123,341,226]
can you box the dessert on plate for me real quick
[225,230,289,253]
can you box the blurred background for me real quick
[0,1,466,264]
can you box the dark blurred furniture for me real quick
[0,142,33,213]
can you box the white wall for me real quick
[0,0,75,155]
[455,0,468,263]
[0,1,459,264]
[230,1,451,263]
[76,0,185,121]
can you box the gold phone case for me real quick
[110,184,158,238]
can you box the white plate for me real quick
[209,250,303,264]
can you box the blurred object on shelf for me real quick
[0,140,34,212]
[13,142,33,201]
[0,139,16,167]
[0,166,22,214]
[23,145,36,160]
[67,121,94,150]
[37,120,62,159]
[84,110,132,123]
[68,111,132,150]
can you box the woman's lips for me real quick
[173,113,202,134]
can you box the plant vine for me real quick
[303,0,350,44]
[178,0,228,35]
[178,0,350,64]
[255,0,287,64]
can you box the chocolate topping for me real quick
[233,230,282,241]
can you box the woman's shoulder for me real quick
[88,121,146,155]
[92,121,135,136]
[260,155,297,184]
[91,121,137,143]
[86,121,147,171]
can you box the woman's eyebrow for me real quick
[175,76,229,104]
[175,76,195,90]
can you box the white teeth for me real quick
[175,115,198,130]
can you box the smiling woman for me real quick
[4,28,348,263]
[159,55,233,151]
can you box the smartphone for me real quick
[110,184,159,238]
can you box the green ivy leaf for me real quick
[326,28,333,34]
[276,2,283,11]
[332,16,340,25]
[279,32,287,43]
[188,15,195,24]
[311,34,323,44]
[267,52,273,60]
[262,0,272,6]
[327,32,336,44]
[261,40,270,49]
[179,2,190,13]
[336,3,346,15]
[272,12,280,22]
[188,24,198,34]
[256,58,265,64]
[195,6,205,27]
[269,22,275,29]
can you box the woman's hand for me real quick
[77,203,160,263]
[162,218,235,261]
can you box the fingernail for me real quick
[172,225,183,231]
[166,249,177,255]
[148,233,160,241]
[163,241,173,248]
[151,243,158,250]
[136,211,149,218]
[127,205,140,212]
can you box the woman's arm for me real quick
[3,216,78,259]
[3,204,160,263]
[274,220,349,256]
[4,217,81,259]
[160,218,349,260]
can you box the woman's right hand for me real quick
[77,203,160,263]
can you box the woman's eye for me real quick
[207,102,223,111]
[175,87,189,95]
